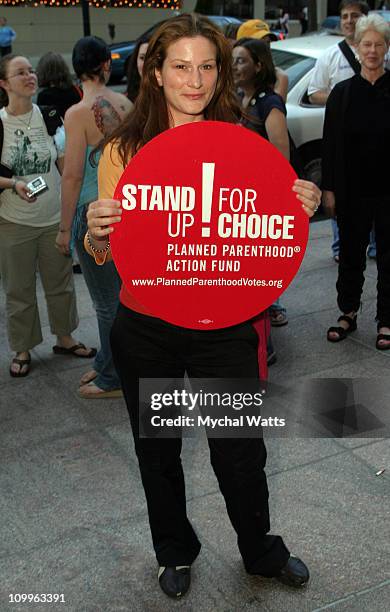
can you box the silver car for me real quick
[271,33,343,185]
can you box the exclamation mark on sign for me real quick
[201,162,215,238]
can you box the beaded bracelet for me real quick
[86,230,110,254]
[11,178,17,193]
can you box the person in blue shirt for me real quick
[0,16,16,57]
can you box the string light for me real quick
[0,0,181,6]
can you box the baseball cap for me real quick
[236,19,277,41]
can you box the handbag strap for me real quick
[39,105,63,136]
[338,40,361,75]
[0,116,13,193]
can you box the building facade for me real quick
[0,0,335,58]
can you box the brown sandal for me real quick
[52,342,97,359]
[10,354,31,378]
[79,370,98,386]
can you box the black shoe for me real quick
[158,566,191,598]
[327,313,357,343]
[72,263,82,274]
[276,555,309,587]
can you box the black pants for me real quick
[337,196,390,326]
[111,305,289,575]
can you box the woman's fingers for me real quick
[301,204,315,218]
[87,199,122,239]
[87,199,121,216]
[293,179,321,201]
[87,200,121,224]
[55,244,70,255]
[292,179,321,217]
[88,222,116,239]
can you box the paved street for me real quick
[0,219,389,611]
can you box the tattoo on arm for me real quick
[91,97,122,137]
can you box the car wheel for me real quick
[297,141,324,217]
[303,156,322,186]
[298,141,322,187]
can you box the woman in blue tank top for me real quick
[55,36,133,398]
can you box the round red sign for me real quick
[111,121,308,329]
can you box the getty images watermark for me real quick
[138,378,389,439]
[150,388,285,430]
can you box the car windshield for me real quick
[271,50,316,92]
[371,10,390,21]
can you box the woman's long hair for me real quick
[0,54,17,107]
[234,37,277,92]
[106,13,242,166]
[36,52,73,89]
[125,33,152,103]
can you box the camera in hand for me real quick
[26,176,48,198]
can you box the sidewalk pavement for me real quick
[0,219,389,611]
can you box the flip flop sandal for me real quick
[376,325,390,350]
[327,314,357,343]
[53,342,97,359]
[10,355,31,378]
[78,382,123,399]
[270,311,288,327]
[79,370,98,386]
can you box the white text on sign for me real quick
[120,162,295,239]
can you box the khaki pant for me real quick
[0,217,78,352]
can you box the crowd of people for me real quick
[0,5,388,600]
[0,13,317,382]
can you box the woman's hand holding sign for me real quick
[292,179,321,218]
[85,199,122,264]
[86,178,321,245]
[87,199,122,241]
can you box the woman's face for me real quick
[137,42,148,77]
[155,35,219,126]
[232,46,260,88]
[357,29,388,71]
[1,56,37,100]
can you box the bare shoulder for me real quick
[64,102,90,125]
[112,91,133,114]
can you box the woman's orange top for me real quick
[97,142,151,316]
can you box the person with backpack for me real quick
[0,54,95,377]
[36,52,82,120]
[308,1,369,105]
